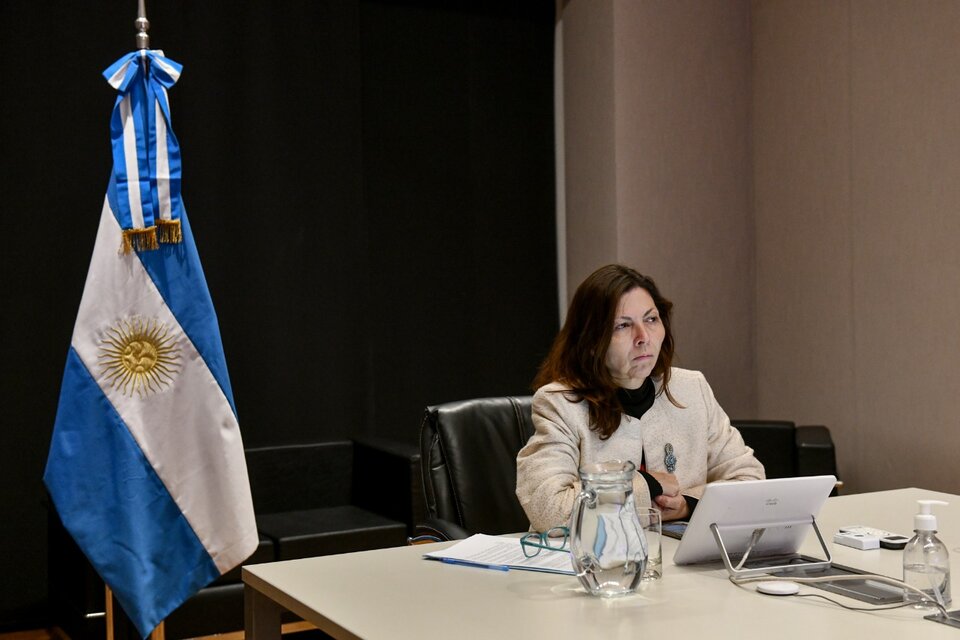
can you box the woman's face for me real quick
[603,286,664,389]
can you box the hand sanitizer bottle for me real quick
[903,499,951,608]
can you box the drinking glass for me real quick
[639,508,662,580]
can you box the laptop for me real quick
[672,475,837,567]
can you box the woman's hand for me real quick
[653,493,690,521]
[645,470,689,520]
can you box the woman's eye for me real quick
[645,316,659,324]
[614,322,629,331]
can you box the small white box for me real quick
[833,531,880,550]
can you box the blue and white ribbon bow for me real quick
[103,50,184,253]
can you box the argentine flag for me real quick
[44,51,257,637]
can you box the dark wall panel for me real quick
[0,0,555,627]
[360,2,557,432]
[165,2,371,447]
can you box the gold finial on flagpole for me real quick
[135,0,150,50]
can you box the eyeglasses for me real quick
[520,526,570,558]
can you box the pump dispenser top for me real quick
[915,499,948,531]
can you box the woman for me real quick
[516,264,764,532]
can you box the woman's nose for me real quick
[634,325,647,345]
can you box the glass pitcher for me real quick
[569,460,648,597]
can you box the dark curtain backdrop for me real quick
[0,0,556,627]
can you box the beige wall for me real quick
[754,0,960,494]
[561,0,959,495]
[561,0,619,283]
[560,0,757,418]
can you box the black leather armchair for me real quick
[48,437,422,640]
[732,420,840,492]
[418,396,534,540]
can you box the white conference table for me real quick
[243,488,959,639]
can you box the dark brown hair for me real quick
[533,264,680,439]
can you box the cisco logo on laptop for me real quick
[765,498,780,507]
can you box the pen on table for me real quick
[439,557,510,572]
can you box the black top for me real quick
[617,379,662,497]
[617,378,656,419]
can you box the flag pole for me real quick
[105,586,114,640]
[135,0,149,50]
[124,13,170,636]
[136,30,167,640]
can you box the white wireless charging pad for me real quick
[755,581,800,596]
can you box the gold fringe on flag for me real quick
[121,227,160,254]
[157,219,183,244]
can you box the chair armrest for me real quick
[352,436,423,534]
[413,517,472,542]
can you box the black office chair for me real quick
[416,403,842,542]
[417,396,534,541]
[732,419,840,493]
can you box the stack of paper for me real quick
[423,534,575,575]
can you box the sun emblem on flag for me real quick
[99,316,180,397]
